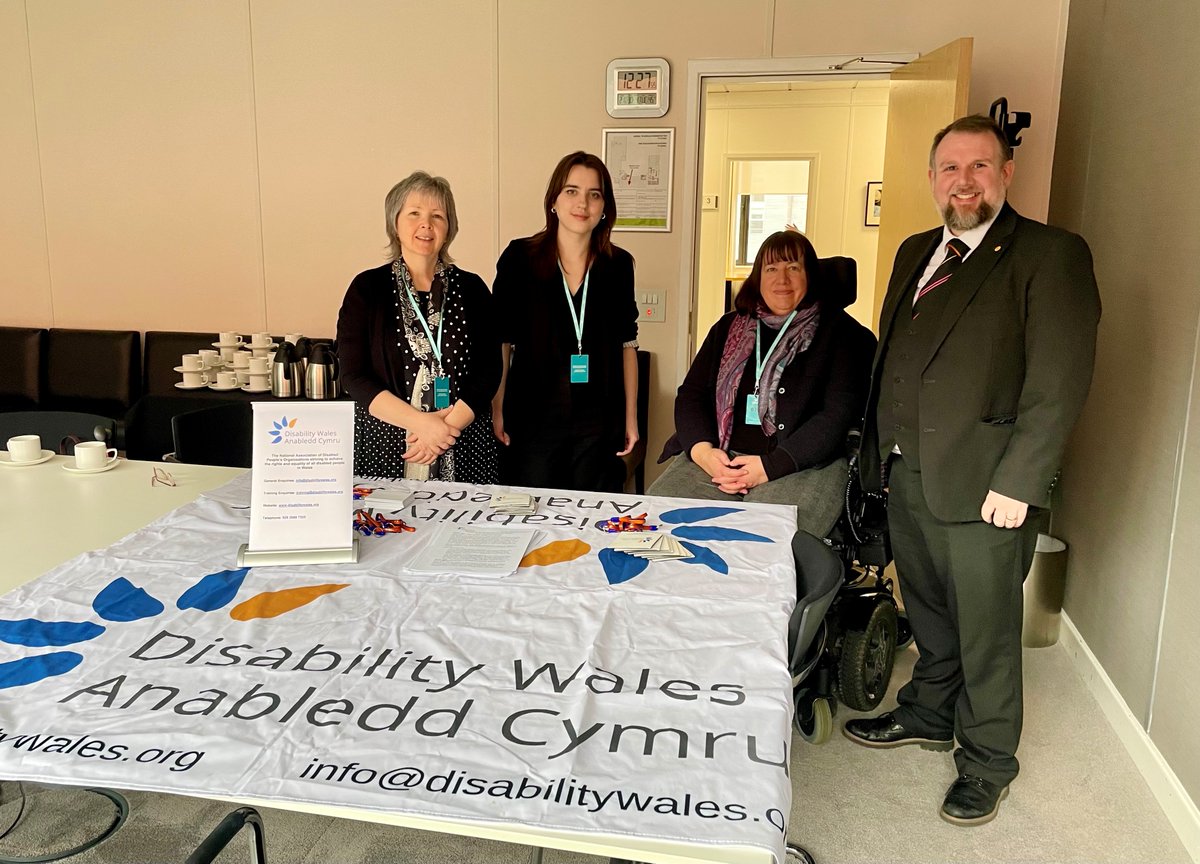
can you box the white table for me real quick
[0,457,788,863]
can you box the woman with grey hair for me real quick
[337,171,500,481]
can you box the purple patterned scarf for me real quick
[714,303,820,449]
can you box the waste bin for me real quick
[1022,533,1068,647]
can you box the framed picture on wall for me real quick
[865,181,883,227]
[602,128,674,232]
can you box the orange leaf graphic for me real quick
[519,539,590,568]
[229,583,347,620]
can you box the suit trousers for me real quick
[887,457,1038,787]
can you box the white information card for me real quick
[247,401,354,553]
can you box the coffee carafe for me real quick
[271,341,305,398]
[305,343,340,400]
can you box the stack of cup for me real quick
[248,332,274,358]
[231,350,252,386]
[176,354,210,388]
[246,356,271,392]
[216,331,243,362]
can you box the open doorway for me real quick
[694,78,889,345]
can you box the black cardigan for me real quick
[493,237,638,442]
[660,306,876,479]
[335,262,500,417]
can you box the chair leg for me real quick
[184,806,266,864]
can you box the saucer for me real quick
[241,383,271,393]
[0,449,55,467]
[173,365,210,374]
[212,340,244,349]
[63,458,121,475]
[175,381,210,390]
[209,382,241,391]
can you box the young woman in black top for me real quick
[491,152,639,493]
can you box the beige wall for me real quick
[1,0,1072,484]
[696,83,886,340]
[1049,0,1200,805]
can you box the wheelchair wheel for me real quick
[786,842,817,864]
[896,610,914,649]
[795,694,833,744]
[837,601,897,711]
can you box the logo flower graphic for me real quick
[269,416,297,444]
[520,506,773,585]
[0,569,347,690]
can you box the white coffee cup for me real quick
[198,349,220,366]
[7,434,42,463]
[219,345,238,362]
[216,371,238,388]
[236,370,250,386]
[250,331,272,347]
[219,331,243,346]
[182,369,210,387]
[248,357,271,375]
[181,353,205,372]
[74,440,118,470]
[249,373,270,389]
[231,351,250,369]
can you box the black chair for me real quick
[0,326,45,411]
[0,410,116,454]
[44,328,142,419]
[124,394,226,461]
[171,402,253,467]
[619,349,651,494]
[185,806,266,864]
[143,330,219,396]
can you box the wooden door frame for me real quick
[675,54,916,373]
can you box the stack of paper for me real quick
[358,488,412,511]
[608,532,693,561]
[405,524,541,578]
[490,492,537,515]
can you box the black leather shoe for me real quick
[940,774,1009,825]
[842,712,953,751]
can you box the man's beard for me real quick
[942,196,995,233]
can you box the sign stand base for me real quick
[237,538,359,567]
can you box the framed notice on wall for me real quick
[602,128,674,233]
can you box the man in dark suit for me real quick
[845,115,1100,825]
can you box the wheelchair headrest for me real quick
[818,256,857,310]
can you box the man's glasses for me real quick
[151,466,176,487]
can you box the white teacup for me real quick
[198,349,220,366]
[248,357,271,375]
[218,331,243,346]
[181,353,205,372]
[182,369,210,387]
[248,373,270,389]
[219,346,238,362]
[231,351,250,369]
[7,434,42,463]
[249,331,272,348]
[236,370,250,386]
[216,371,238,388]
[74,440,118,470]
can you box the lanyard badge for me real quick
[745,310,797,426]
[404,284,451,408]
[560,263,590,383]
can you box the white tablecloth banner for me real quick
[0,476,798,861]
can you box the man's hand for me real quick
[981,489,1029,529]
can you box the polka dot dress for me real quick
[353,263,498,484]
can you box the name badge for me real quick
[433,376,451,409]
[744,393,761,425]
[570,354,590,384]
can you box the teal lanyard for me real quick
[754,310,798,392]
[559,263,590,354]
[403,283,444,369]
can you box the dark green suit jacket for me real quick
[860,203,1101,521]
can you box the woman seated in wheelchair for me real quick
[650,230,875,537]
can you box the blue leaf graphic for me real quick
[659,506,743,524]
[177,568,249,611]
[0,652,84,690]
[92,577,165,622]
[678,542,729,574]
[672,526,773,543]
[598,548,650,584]
[0,619,105,647]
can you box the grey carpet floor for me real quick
[0,642,1188,864]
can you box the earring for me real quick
[600,214,606,221]
[551,207,557,214]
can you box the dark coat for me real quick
[660,305,876,479]
[859,203,1101,520]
